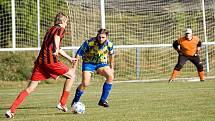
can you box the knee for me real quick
[66,69,76,79]
[197,63,204,72]
[109,74,114,80]
[174,64,183,71]
[106,74,114,83]
[25,87,35,93]
[80,82,90,89]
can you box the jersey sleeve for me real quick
[76,41,89,56]
[197,41,202,47]
[173,40,179,50]
[56,27,65,37]
[195,36,201,47]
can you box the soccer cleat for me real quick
[56,103,68,112]
[5,110,14,118]
[98,101,109,107]
[200,80,204,82]
[168,79,173,83]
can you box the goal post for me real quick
[201,0,209,73]
[100,0,105,29]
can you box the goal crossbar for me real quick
[0,42,215,51]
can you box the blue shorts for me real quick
[82,63,108,72]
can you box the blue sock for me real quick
[72,88,84,104]
[100,82,112,102]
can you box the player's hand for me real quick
[71,57,77,61]
[53,49,60,56]
[70,58,78,69]
[70,58,77,63]
[53,52,58,56]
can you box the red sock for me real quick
[60,91,69,106]
[170,69,179,80]
[198,71,205,81]
[10,90,29,113]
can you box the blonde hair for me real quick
[54,12,68,25]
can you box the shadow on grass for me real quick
[0,106,55,111]
[0,106,74,119]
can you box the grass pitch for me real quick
[0,80,215,121]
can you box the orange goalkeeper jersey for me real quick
[177,36,200,56]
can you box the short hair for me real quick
[54,12,68,25]
[97,29,109,36]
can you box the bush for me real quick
[0,51,36,81]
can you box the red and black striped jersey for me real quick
[35,25,65,64]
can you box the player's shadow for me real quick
[17,112,72,116]
[0,106,55,111]
[16,106,54,110]
[0,106,73,119]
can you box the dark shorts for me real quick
[175,54,203,71]
[82,63,108,72]
[177,55,201,66]
[31,61,69,81]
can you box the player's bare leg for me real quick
[57,69,75,112]
[79,71,92,90]
[97,67,114,107]
[71,71,91,107]
[5,81,39,118]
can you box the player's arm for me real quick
[59,49,77,63]
[109,54,114,70]
[195,41,202,56]
[173,40,183,55]
[108,43,115,72]
[52,34,76,63]
[53,35,60,56]
[72,41,89,69]
[76,41,89,56]
[173,40,179,51]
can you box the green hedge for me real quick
[0,51,36,81]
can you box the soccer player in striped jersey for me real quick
[169,28,205,83]
[71,29,114,107]
[5,13,77,118]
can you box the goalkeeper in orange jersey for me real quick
[168,28,205,82]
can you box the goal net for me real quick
[66,0,215,81]
[0,0,215,81]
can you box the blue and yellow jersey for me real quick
[76,37,114,64]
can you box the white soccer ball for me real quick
[72,102,85,114]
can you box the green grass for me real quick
[0,80,215,121]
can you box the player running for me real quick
[71,28,114,107]
[168,28,205,83]
[5,13,77,118]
